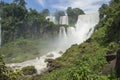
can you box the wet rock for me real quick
[59,51,63,54]
[46,59,63,72]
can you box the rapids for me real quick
[6,13,99,74]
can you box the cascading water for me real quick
[7,13,99,74]
[59,16,69,25]
[59,27,67,40]
[57,13,99,50]
[75,14,99,42]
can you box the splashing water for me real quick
[57,13,99,50]
[6,13,99,74]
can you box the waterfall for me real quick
[7,13,99,74]
[59,16,68,25]
[58,13,99,50]
[59,27,67,39]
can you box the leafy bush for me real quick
[22,66,37,75]
[0,39,39,63]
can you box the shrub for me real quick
[22,66,37,75]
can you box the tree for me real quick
[1,2,27,43]
[1,0,60,45]
[99,4,108,19]
[67,7,84,26]
[97,0,120,43]
[13,0,26,7]
[42,9,50,17]
[105,0,120,42]
[73,8,84,15]
[66,7,73,16]
[22,66,37,75]
[0,55,9,80]
[54,10,65,24]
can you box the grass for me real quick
[0,38,57,63]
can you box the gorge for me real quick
[1,0,120,79]
[6,13,99,74]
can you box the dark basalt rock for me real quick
[46,59,63,72]
[86,38,91,43]
[115,49,120,78]
[105,49,120,78]
[105,54,116,63]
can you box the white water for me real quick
[6,51,61,74]
[6,13,99,74]
[59,16,69,25]
[57,13,99,50]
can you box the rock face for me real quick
[103,58,116,75]
[105,49,120,78]
[46,59,63,72]
[115,49,120,78]
[105,54,116,63]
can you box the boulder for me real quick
[115,49,120,78]
[105,49,120,77]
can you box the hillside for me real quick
[0,0,120,80]
[40,0,120,80]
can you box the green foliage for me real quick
[41,42,110,80]
[67,7,84,26]
[0,0,70,63]
[0,39,39,63]
[22,66,37,75]
[54,10,65,23]
[42,9,50,17]
[40,39,120,80]
[0,55,9,80]
[99,4,108,19]
[13,0,26,8]
[98,0,120,43]
[0,55,23,80]
[41,68,70,80]
[40,1,120,78]
[1,1,60,45]
[8,69,23,80]
[107,42,120,53]
[1,0,120,80]
[91,27,107,45]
